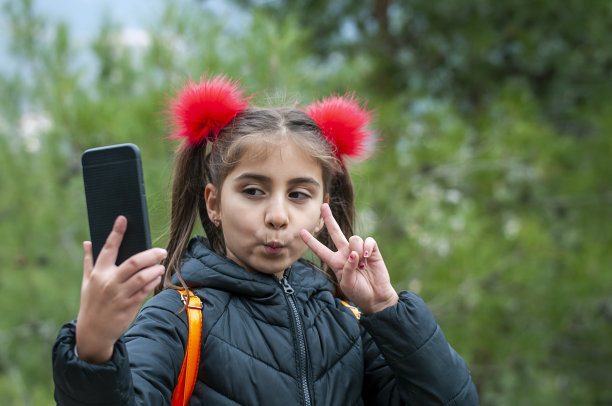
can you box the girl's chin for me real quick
[238,260,290,278]
[255,263,291,277]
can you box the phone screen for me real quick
[82,143,152,265]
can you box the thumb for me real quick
[82,241,94,289]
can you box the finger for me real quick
[83,241,94,276]
[339,251,360,288]
[320,203,349,249]
[134,274,164,301]
[82,241,94,288]
[348,236,365,269]
[348,236,364,258]
[116,248,168,283]
[124,264,165,299]
[96,216,127,268]
[300,229,336,266]
[128,276,164,308]
[363,237,378,260]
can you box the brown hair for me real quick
[155,107,356,296]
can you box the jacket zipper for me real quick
[280,275,313,406]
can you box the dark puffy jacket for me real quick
[53,236,478,405]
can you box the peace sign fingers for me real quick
[299,228,337,267]
[319,203,349,252]
[300,203,352,274]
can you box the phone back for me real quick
[82,143,152,265]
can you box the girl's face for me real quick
[205,140,326,279]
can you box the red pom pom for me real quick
[167,75,250,146]
[306,94,376,161]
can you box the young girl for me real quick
[53,75,478,405]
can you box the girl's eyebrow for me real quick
[234,173,321,189]
[233,173,269,183]
[289,177,321,189]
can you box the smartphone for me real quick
[82,143,152,265]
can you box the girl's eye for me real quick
[289,191,310,200]
[243,187,263,196]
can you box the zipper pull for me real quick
[281,277,295,294]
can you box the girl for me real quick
[53,75,478,405]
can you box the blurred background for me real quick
[1,0,611,404]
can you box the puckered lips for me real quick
[264,241,284,255]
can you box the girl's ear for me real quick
[314,194,330,234]
[204,183,220,222]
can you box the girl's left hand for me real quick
[300,203,399,315]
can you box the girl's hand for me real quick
[75,216,167,364]
[300,203,398,315]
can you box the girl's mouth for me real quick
[264,241,284,254]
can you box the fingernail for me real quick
[349,254,355,261]
[364,251,369,258]
[159,248,168,257]
[358,262,365,269]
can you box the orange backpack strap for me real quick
[341,300,361,320]
[172,289,203,406]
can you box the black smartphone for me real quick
[82,143,152,265]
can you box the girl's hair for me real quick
[155,107,356,296]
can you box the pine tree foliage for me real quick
[0,0,610,404]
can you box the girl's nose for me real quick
[265,197,288,229]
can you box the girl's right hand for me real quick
[75,216,167,364]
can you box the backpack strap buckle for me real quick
[180,291,203,310]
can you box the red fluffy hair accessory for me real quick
[167,75,250,146]
[306,94,376,161]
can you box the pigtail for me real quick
[328,165,356,239]
[157,75,250,294]
[305,95,375,298]
[156,145,207,294]
[316,164,356,299]
[199,151,225,255]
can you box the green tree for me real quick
[230,0,612,124]
[229,0,612,403]
[0,1,322,404]
[1,0,611,404]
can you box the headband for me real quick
[166,74,376,160]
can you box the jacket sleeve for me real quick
[52,290,188,406]
[359,291,479,405]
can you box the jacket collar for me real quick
[172,236,333,300]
